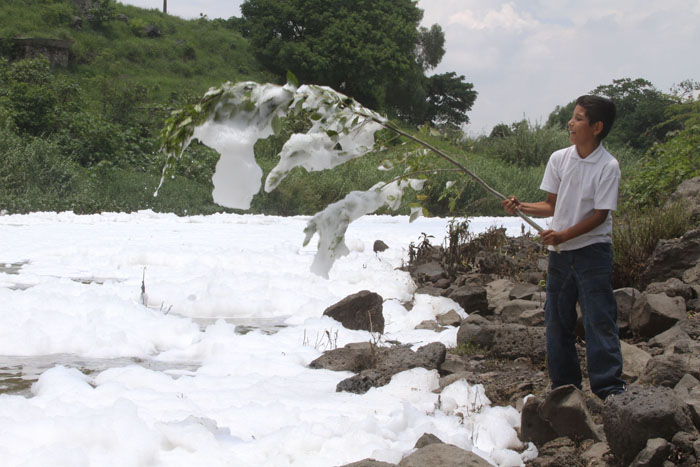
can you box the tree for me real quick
[416,24,445,71]
[239,0,473,128]
[547,78,677,150]
[424,72,477,128]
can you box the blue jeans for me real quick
[545,243,625,399]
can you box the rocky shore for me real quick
[310,179,700,466]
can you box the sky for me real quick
[122,0,699,134]
[1,211,537,466]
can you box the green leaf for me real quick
[271,115,282,134]
[286,71,299,88]
[310,112,323,121]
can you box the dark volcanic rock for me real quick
[324,290,385,333]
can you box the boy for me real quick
[502,95,626,400]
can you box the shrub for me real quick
[476,120,570,167]
[612,202,694,289]
[0,128,78,211]
[620,125,700,210]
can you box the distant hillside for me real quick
[0,0,269,104]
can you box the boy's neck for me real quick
[576,140,600,159]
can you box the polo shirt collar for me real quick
[572,143,604,163]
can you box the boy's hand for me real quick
[502,195,520,214]
[540,229,565,246]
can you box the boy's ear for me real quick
[591,120,604,137]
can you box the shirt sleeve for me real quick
[594,160,620,211]
[540,151,561,194]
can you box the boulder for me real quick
[629,293,686,337]
[339,459,395,467]
[485,278,515,309]
[614,287,640,331]
[309,342,375,372]
[494,299,540,323]
[397,443,491,467]
[666,176,700,221]
[620,341,651,382]
[508,282,542,301]
[456,319,546,362]
[639,228,700,288]
[414,433,444,449]
[448,285,488,314]
[323,290,385,333]
[413,261,445,282]
[335,342,446,394]
[645,277,697,301]
[538,385,602,441]
[628,438,671,467]
[436,310,462,327]
[373,240,389,252]
[638,354,700,388]
[520,396,558,446]
[603,386,697,464]
[519,308,545,327]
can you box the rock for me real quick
[638,354,700,387]
[628,438,671,467]
[335,343,446,394]
[674,374,700,398]
[433,278,452,289]
[621,341,652,382]
[415,320,445,331]
[509,282,542,301]
[308,342,375,372]
[646,277,697,301]
[145,24,161,37]
[538,385,602,441]
[414,432,444,448]
[457,319,546,362]
[519,307,545,327]
[666,176,700,221]
[615,287,641,332]
[630,293,686,337]
[489,323,547,362]
[414,285,446,297]
[323,290,385,333]
[494,299,540,323]
[397,443,491,467]
[582,442,610,467]
[448,285,488,314]
[639,228,700,288]
[339,459,395,467]
[336,369,390,394]
[648,324,691,350]
[436,310,462,327]
[520,396,558,446]
[474,251,516,275]
[603,386,697,465]
[373,240,389,252]
[527,437,580,467]
[485,278,515,309]
[413,261,445,282]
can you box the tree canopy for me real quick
[240,0,475,128]
[546,78,677,150]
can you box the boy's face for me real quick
[568,105,603,147]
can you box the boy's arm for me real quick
[540,209,609,246]
[502,193,557,217]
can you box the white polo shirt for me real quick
[540,144,620,251]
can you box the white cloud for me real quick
[449,3,538,32]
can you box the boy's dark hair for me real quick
[576,95,616,140]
